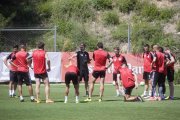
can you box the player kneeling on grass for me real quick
[119,63,143,102]
[64,60,80,103]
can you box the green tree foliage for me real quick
[92,0,113,10]
[111,23,128,42]
[52,0,94,22]
[116,0,138,13]
[103,11,119,25]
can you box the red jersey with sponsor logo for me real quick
[7,52,18,71]
[153,51,165,73]
[67,65,79,75]
[112,55,126,73]
[15,50,29,72]
[32,49,47,74]
[143,52,153,72]
[93,49,110,71]
[119,67,135,88]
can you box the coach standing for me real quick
[70,43,91,96]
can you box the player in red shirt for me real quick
[141,44,153,98]
[64,60,80,103]
[149,45,167,101]
[30,42,54,103]
[85,42,112,102]
[119,63,143,102]
[164,47,176,100]
[109,47,126,96]
[4,45,19,97]
[13,44,35,102]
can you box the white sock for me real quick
[20,96,24,100]
[76,96,79,101]
[149,90,152,96]
[116,89,120,95]
[30,96,34,100]
[9,90,12,95]
[65,96,68,102]
[144,91,148,95]
[12,90,15,95]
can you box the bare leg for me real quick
[28,85,34,97]
[44,77,50,100]
[124,94,138,102]
[99,77,105,99]
[89,77,96,98]
[65,84,70,96]
[85,81,89,95]
[9,81,13,96]
[35,78,41,100]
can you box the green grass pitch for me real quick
[0,84,180,120]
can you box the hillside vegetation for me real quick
[0,0,180,56]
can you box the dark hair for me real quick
[114,47,119,50]
[20,44,26,49]
[97,42,103,48]
[80,43,86,48]
[37,42,45,49]
[158,46,164,52]
[13,45,18,49]
[144,44,150,48]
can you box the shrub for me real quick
[131,22,163,52]
[141,3,159,21]
[52,0,94,22]
[139,2,174,21]
[111,23,128,42]
[116,0,137,13]
[158,9,174,21]
[103,11,119,25]
[174,69,180,84]
[177,20,180,32]
[92,0,113,10]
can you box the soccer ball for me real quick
[139,81,145,86]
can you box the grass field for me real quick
[0,84,180,120]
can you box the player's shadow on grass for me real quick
[103,99,123,102]
[172,97,180,100]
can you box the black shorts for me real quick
[113,73,120,81]
[65,72,78,85]
[34,72,48,80]
[124,85,135,95]
[10,71,18,83]
[92,71,106,79]
[79,70,89,82]
[17,72,32,86]
[167,68,174,82]
[143,72,151,80]
[158,73,166,86]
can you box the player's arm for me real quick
[45,52,51,72]
[105,53,113,69]
[3,54,11,69]
[26,53,33,69]
[69,53,77,60]
[9,54,18,68]
[87,52,91,63]
[168,53,175,64]
[133,73,138,89]
[151,53,156,69]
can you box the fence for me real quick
[0,26,57,52]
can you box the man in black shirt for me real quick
[70,43,91,96]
